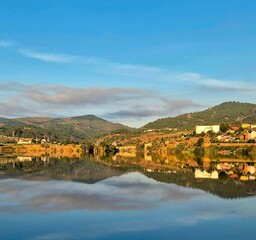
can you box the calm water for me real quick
[0,156,256,240]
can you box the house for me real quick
[17,138,33,144]
[17,156,32,162]
[144,129,154,132]
[217,135,233,142]
[240,132,250,141]
[251,124,256,129]
[250,131,256,139]
[196,125,220,134]
[195,169,219,179]
[227,129,235,134]
[144,154,152,161]
[144,142,152,149]
[231,126,239,131]
[240,131,256,141]
[242,123,251,129]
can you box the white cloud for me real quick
[177,72,255,91]
[0,82,147,106]
[18,49,76,63]
[0,82,201,123]
[1,40,254,125]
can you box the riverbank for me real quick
[0,143,82,158]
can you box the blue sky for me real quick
[0,0,256,127]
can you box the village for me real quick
[1,122,256,152]
[1,122,256,187]
[98,122,256,155]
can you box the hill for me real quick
[142,101,256,130]
[0,115,132,142]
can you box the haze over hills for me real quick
[143,101,256,130]
[0,115,131,142]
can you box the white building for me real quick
[17,138,33,144]
[251,124,256,129]
[249,131,256,139]
[196,125,220,134]
[195,169,219,179]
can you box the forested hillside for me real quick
[143,101,256,130]
[0,115,131,142]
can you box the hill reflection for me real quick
[0,154,256,199]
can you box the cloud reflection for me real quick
[0,172,202,214]
[29,233,75,240]
[1,172,256,240]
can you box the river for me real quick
[0,155,255,240]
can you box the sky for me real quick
[0,0,256,127]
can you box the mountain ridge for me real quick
[1,101,256,141]
[0,114,132,142]
[142,101,256,130]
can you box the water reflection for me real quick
[0,171,256,240]
[1,153,256,199]
[0,155,124,183]
[0,172,203,213]
[0,153,256,240]
[96,153,256,198]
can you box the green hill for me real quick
[0,115,132,142]
[142,101,256,130]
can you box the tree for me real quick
[220,123,230,132]
[207,130,215,138]
[194,146,205,157]
[196,137,204,147]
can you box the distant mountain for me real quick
[142,101,256,130]
[0,115,132,142]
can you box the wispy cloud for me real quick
[81,56,172,80]
[0,40,13,48]
[1,40,253,125]
[177,72,255,92]
[18,49,76,63]
[79,57,256,93]
[0,40,75,63]
[2,40,253,93]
